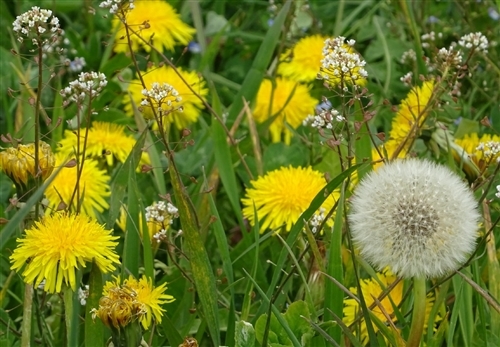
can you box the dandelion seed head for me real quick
[349,159,480,278]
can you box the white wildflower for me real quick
[458,32,489,54]
[60,71,107,105]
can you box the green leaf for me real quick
[324,187,344,342]
[106,130,147,228]
[169,159,220,346]
[235,320,256,347]
[255,300,312,347]
[226,0,292,125]
[85,262,104,347]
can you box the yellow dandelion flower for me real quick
[278,35,327,82]
[455,133,500,170]
[389,80,435,146]
[57,122,150,167]
[241,165,338,233]
[371,80,435,168]
[343,269,439,345]
[112,0,195,54]
[0,141,55,186]
[10,213,120,293]
[45,153,111,218]
[94,275,175,330]
[253,77,317,144]
[124,65,207,130]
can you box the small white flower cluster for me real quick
[60,71,108,104]
[400,49,416,64]
[436,45,463,68]
[99,0,134,14]
[318,37,368,86]
[153,229,168,243]
[495,185,500,199]
[309,207,327,234]
[13,6,62,45]
[78,285,89,305]
[141,82,183,114]
[459,32,489,54]
[303,108,345,130]
[421,31,437,48]
[476,141,500,161]
[400,71,413,86]
[145,201,179,225]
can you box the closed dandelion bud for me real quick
[348,159,480,279]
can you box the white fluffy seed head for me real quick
[348,159,480,279]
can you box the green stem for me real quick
[64,286,77,347]
[407,276,427,347]
[21,284,34,347]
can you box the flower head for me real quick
[117,201,179,243]
[92,275,175,330]
[241,166,338,233]
[318,37,368,89]
[139,82,183,120]
[10,213,120,293]
[278,35,327,82]
[458,32,489,54]
[111,0,195,54]
[12,6,62,45]
[0,141,55,186]
[349,159,480,278]
[343,269,439,344]
[60,71,107,105]
[45,153,111,218]
[253,77,317,144]
[57,121,150,168]
[124,65,207,130]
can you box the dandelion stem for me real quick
[407,276,426,347]
[20,284,33,347]
[64,286,78,347]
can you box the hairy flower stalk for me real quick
[349,159,479,346]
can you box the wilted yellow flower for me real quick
[253,77,317,144]
[93,275,175,330]
[10,213,120,293]
[45,153,111,218]
[0,141,55,186]
[57,122,150,167]
[124,65,207,130]
[343,269,440,344]
[278,35,327,82]
[112,0,195,54]
[454,133,500,170]
[318,36,368,89]
[241,165,338,233]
